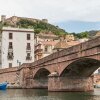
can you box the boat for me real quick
[0,82,7,90]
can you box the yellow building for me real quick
[65,34,75,41]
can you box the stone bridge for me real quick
[19,36,100,92]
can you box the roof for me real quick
[2,27,34,32]
[36,32,58,38]
[35,41,58,47]
[95,31,100,37]
[41,41,58,46]
[54,41,69,49]
[67,41,80,46]
[54,40,80,49]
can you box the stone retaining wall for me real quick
[0,67,19,88]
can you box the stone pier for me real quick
[48,76,94,92]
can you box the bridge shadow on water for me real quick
[0,88,99,100]
[48,88,100,100]
[0,89,100,100]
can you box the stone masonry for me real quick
[1,37,100,91]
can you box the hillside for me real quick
[16,19,67,35]
[1,16,67,36]
[1,16,99,38]
[70,30,99,39]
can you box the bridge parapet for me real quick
[81,36,100,50]
[0,67,17,74]
[19,36,100,91]
[32,36,100,67]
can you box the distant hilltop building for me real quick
[0,15,48,27]
[0,27,34,68]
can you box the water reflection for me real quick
[0,88,99,100]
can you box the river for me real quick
[0,88,100,100]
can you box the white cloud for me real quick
[0,0,100,23]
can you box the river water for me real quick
[0,88,100,100]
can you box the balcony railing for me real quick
[8,47,13,52]
[26,47,31,52]
[7,55,14,60]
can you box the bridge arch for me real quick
[33,68,50,79]
[60,58,100,77]
[33,68,51,88]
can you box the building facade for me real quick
[34,33,79,61]
[0,27,34,68]
[34,33,59,60]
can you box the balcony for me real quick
[8,47,13,52]
[26,56,32,60]
[7,52,14,60]
[7,55,14,60]
[26,47,31,52]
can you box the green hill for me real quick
[1,16,98,39]
[1,17,67,36]
[17,19,67,35]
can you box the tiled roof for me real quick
[67,41,80,46]
[54,41,69,49]
[54,40,80,49]
[95,31,100,37]
[42,41,58,46]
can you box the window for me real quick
[8,52,13,60]
[26,53,31,60]
[27,34,30,40]
[27,43,31,50]
[9,63,12,68]
[9,42,13,49]
[45,46,48,52]
[27,53,30,57]
[9,33,13,39]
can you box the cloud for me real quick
[0,0,100,23]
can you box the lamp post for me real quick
[17,60,21,67]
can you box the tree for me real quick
[16,18,66,36]
[79,31,89,38]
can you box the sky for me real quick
[0,0,100,32]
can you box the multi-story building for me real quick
[34,33,58,60]
[65,34,75,42]
[0,27,34,68]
